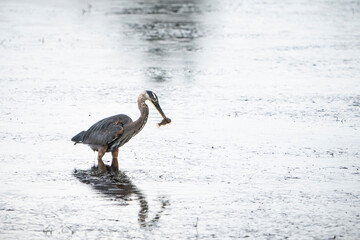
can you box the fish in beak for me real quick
[152,101,171,126]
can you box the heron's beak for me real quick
[152,101,166,119]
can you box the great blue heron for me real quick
[71,90,171,173]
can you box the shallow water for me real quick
[0,0,359,239]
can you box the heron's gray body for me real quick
[71,91,161,173]
[72,99,149,152]
[72,114,132,152]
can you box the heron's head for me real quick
[145,90,166,119]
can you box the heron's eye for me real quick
[152,93,158,102]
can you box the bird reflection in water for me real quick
[73,166,169,228]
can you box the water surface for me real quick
[0,0,359,239]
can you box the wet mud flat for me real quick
[1,0,360,239]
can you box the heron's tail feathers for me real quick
[71,131,86,144]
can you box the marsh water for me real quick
[0,0,359,239]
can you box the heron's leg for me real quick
[97,146,108,173]
[111,148,119,172]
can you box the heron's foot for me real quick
[98,165,107,174]
[111,159,119,173]
[97,161,108,174]
[97,146,108,174]
[111,166,119,173]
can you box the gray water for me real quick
[0,0,359,239]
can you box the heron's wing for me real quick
[82,114,132,146]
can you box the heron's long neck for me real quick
[133,98,149,134]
